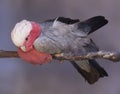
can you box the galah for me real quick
[11,16,108,84]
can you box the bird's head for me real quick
[11,20,41,52]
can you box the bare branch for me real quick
[54,51,120,62]
[0,50,120,62]
[0,50,19,58]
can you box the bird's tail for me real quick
[78,16,108,35]
[71,59,108,84]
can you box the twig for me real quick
[0,50,19,58]
[0,50,120,62]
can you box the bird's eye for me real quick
[26,37,28,41]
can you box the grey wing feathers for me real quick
[41,16,108,35]
[37,16,108,84]
[78,16,108,35]
[71,60,108,84]
[56,17,79,24]
[42,17,79,25]
[71,38,108,84]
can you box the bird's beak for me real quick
[20,46,26,52]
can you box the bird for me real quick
[11,16,108,84]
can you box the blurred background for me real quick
[0,0,120,94]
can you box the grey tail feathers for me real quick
[78,16,108,35]
[71,59,108,84]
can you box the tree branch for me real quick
[0,50,19,58]
[0,50,120,62]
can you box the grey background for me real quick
[0,0,120,94]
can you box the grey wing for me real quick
[33,33,64,54]
[35,16,99,55]
[34,16,108,84]
[79,38,99,52]
[40,17,80,31]
[33,29,108,84]
[41,17,79,25]
[34,31,98,55]
[35,16,104,55]
[34,17,80,54]
[71,38,108,84]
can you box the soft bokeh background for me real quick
[0,0,120,94]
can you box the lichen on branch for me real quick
[0,50,120,62]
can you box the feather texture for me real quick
[33,16,108,84]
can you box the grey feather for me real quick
[33,16,108,84]
[78,16,108,35]
[71,60,108,84]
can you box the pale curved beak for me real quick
[20,46,26,52]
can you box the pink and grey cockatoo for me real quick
[11,16,108,84]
